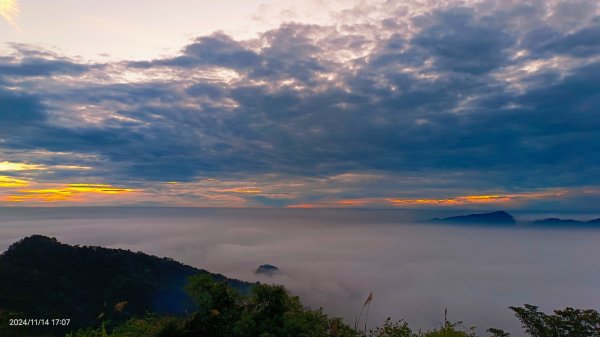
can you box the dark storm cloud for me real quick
[247,24,329,83]
[412,7,514,74]
[130,33,261,70]
[0,58,91,77]
[0,45,97,77]
[0,90,46,127]
[131,25,329,85]
[1,1,599,204]
[522,20,600,58]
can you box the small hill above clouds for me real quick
[533,218,583,225]
[255,263,280,276]
[431,212,600,227]
[0,235,254,336]
[432,211,516,224]
[532,217,600,226]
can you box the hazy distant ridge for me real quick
[432,211,516,224]
[432,211,600,226]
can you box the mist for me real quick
[1,207,599,335]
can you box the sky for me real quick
[1,0,600,209]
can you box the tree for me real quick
[486,328,509,337]
[510,304,600,337]
[180,275,360,337]
[180,274,242,337]
[368,318,415,337]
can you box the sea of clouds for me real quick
[1,207,599,335]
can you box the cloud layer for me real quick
[1,0,600,208]
[1,208,599,334]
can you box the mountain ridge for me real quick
[0,235,254,336]
[432,211,516,224]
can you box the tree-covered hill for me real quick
[0,235,253,337]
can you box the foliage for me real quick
[177,274,359,337]
[368,318,414,337]
[68,316,183,337]
[420,315,478,337]
[73,275,359,337]
[510,304,600,337]
[486,328,510,337]
[421,324,477,337]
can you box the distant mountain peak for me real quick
[433,211,516,224]
[531,217,600,226]
[533,218,582,224]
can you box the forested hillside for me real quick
[0,235,253,336]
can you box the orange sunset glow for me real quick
[0,176,29,187]
[1,183,136,203]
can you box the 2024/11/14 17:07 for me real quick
[9,318,71,326]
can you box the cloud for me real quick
[0,183,136,203]
[0,175,29,187]
[1,209,600,333]
[130,33,261,70]
[412,7,514,74]
[0,161,44,171]
[0,89,47,127]
[0,44,96,77]
[0,1,599,208]
[0,57,91,77]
